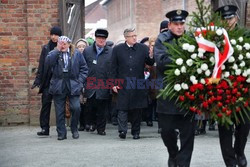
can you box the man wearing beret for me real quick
[83,28,113,135]
[154,10,196,167]
[32,26,62,136]
[44,36,88,140]
[110,28,154,140]
[216,5,250,167]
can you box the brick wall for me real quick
[246,2,250,28]
[0,0,59,125]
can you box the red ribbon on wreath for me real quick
[195,27,234,79]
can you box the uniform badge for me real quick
[176,10,182,15]
[224,6,229,11]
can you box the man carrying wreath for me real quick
[154,9,196,167]
[215,5,250,167]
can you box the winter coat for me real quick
[110,42,154,110]
[44,44,88,96]
[154,30,185,115]
[83,42,113,99]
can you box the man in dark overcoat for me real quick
[44,36,88,140]
[215,5,250,167]
[154,10,196,167]
[83,28,113,135]
[31,26,62,136]
[110,28,154,140]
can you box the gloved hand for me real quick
[31,83,39,89]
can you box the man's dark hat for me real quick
[140,37,149,44]
[95,28,109,38]
[50,26,62,36]
[215,5,238,19]
[106,40,114,47]
[160,20,169,32]
[165,10,189,22]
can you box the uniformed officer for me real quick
[215,5,250,167]
[154,10,197,167]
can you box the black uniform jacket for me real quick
[154,30,186,115]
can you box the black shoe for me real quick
[97,131,106,135]
[168,157,176,167]
[37,129,49,136]
[57,135,67,140]
[195,129,200,136]
[209,124,216,131]
[146,121,153,127]
[237,155,247,167]
[85,124,90,132]
[119,132,126,139]
[78,126,85,131]
[199,129,206,135]
[89,125,96,132]
[133,134,140,140]
[72,131,79,139]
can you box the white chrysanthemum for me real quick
[209,57,215,63]
[244,43,250,50]
[174,69,181,76]
[181,66,186,73]
[198,48,206,53]
[232,64,238,70]
[247,69,250,75]
[238,37,243,42]
[197,52,203,58]
[201,63,208,71]
[191,53,197,59]
[200,78,206,84]
[182,43,190,50]
[210,26,215,31]
[192,79,198,84]
[224,71,230,78]
[246,52,250,59]
[216,29,223,36]
[181,83,189,90]
[186,59,193,66]
[197,68,202,74]
[188,45,195,53]
[240,61,245,67]
[176,58,183,65]
[247,78,250,83]
[174,84,181,91]
[235,69,242,75]
[190,75,196,82]
[242,70,248,77]
[205,70,211,76]
[228,56,235,63]
[221,65,225,70]
[230,39,236,45]
[236,45,242,51]
[238,54,243,60]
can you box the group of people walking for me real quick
[32,4,249,167]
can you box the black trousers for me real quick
[53,94,80,137]
[39,88,53,131]
[79,103,86,127]
[86,96,108,132]
[117,109,142,135]
[158,113,196,167]
[218,120,250,166]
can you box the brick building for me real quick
[0,0,249,125]
[103,0,250,44]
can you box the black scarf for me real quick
[48,40,57,51]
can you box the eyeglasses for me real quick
[126,35,137,38]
